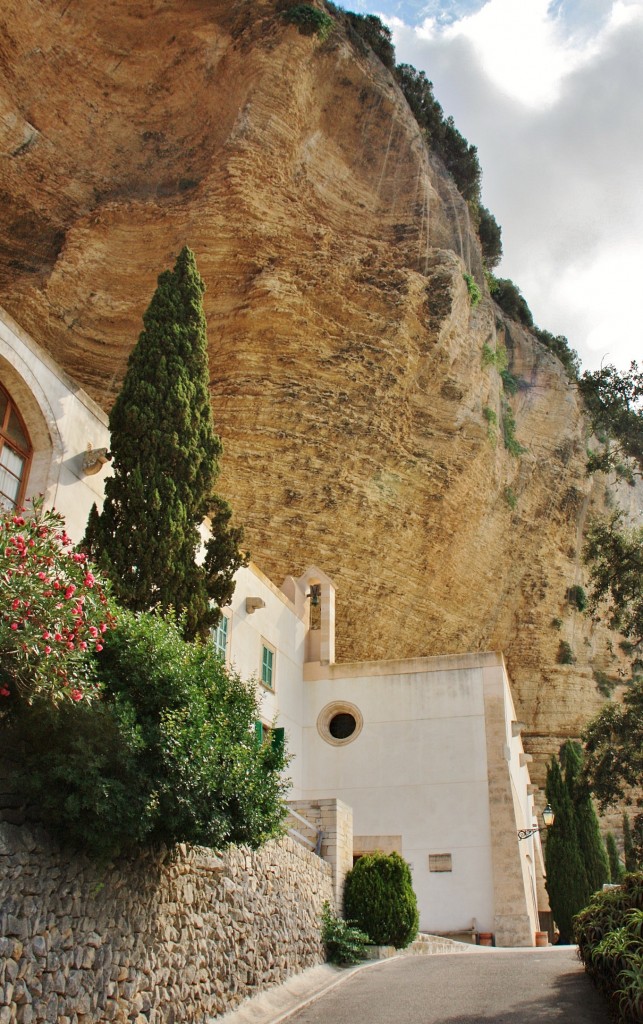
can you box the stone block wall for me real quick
[0,822,333,1024]
[286,799,353,911]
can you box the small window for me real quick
[317,701,363,746]
[261,642,275,689]
[429,854,453,873]
[329,712,357,740]
[255,721,285,753]
[211,615,228,661]
[0,385,32,510]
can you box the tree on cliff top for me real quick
[85,246,246,639]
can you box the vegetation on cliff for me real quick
[84,246,247,641]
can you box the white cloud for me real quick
[384,0,643,371]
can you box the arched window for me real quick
[0,384,32,509]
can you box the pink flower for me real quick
[84,572,95,587]
[64,585,76,600]
[67,642,75,650]
[44,646,52,655]
[11,598,20,610]
[54,633,63,642]
[89,626,98,637]
[0,687,10,697]
[70,689,83,702]
[79,641,87,651]
[38,572,47,580]
[10,622,18,631]
[42,631,50,640]
[12,516,25,526]
[95,643,103,652]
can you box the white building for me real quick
[0,305,549,946]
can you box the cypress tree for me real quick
[544,754,589,943]
[562,740,610,895]
[85,246,246,639]
[606,831,623,883]
[623,813,638,872]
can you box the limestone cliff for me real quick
[0,0,632,792]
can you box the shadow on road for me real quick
[435,959,609,1023]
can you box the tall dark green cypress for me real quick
[545,741,610,942]
[623,813,639,872]
[562,741,609,895]
[85,246,245,639]
[545,755,588,943]
[606,832,623,883]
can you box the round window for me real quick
[329,712,357,740]
[317,702,363,746]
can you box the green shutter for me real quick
[271,727,285,753]
[255,721,264,744]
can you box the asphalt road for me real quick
[289,948,611,1024]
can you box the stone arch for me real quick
[0,350,62,506]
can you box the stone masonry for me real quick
[0,822,334,1024]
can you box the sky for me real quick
[351,0,643,372]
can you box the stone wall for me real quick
[0,822,333,1024]
[286,799,353,912]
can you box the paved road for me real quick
[289,948,610,1024]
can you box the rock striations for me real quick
[0,0,634,792]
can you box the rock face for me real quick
[0,0,632,789]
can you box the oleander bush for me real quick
[5,608,289,860]
[574,873,643,1023]
[343,851,419,949]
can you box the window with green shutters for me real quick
[261,642,275,689]
[255,721,285,753]
[211,614,228,661]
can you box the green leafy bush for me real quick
[558,640,575,665]
[491,277,534,327]
[344,12,395,68]
[321,902,370,964]
[6,608,289,859]
[567,585,588,612]
[503,486,517,510]
[463,273,481,307]
[574,873,643,1023]
[283,5,333,40]
[344,851,419,949]
[502,405,526,457]
[481,342,508,372]
[500,369,524,396]
[477,205,503,269]
[593,669,617,698]
[533,327,580,381]
[394,63,481,204]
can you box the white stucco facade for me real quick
[0,305,111,534]
[1,311,548,947]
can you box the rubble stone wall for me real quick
[0,822,333,1024]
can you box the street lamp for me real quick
[517,804,555,841]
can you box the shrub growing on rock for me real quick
[343,851,419,949]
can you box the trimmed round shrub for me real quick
[343,851,419,949]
